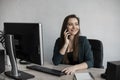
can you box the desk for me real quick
[0,62,105,80]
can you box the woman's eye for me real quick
[67,23,72,26]
[75,23,79,26]
[75,22,79,25]
[67,23,79,26]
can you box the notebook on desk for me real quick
[73,72,94,80]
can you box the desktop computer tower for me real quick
[0,50,5,74]
[106,61,120,80]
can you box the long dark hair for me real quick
[60,14,80,64]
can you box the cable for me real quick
[0,30,5,48]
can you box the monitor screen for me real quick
[4,23,44,65]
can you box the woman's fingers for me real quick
[62,67,74,75]
[64,29,67,33]
[64,70,73,75]
[62,67,67,72]
[64,29,70,39]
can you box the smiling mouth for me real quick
[71,30,77,32]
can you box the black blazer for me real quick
[52,36,94,68]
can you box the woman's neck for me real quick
[69,35,74,41]
[66,35,74,53]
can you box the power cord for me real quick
[0,30,5,48]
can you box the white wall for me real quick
[0,0,120,67]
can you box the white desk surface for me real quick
[0,62,105,80]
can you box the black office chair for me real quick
[88,39,104,68]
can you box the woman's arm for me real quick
[52,38,64,65]
[52,30,70,65]
[62,36,94,75]
[83,37,94,68]
[62,62,88,75]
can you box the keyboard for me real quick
[26,65,66,76]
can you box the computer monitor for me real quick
[4,23,44,65]
[4,22,44,79]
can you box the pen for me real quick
[89,72,95,80]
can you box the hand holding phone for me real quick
[64,29,70,44]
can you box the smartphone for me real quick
[66,29,70,39]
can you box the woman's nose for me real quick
[72,24,76,29]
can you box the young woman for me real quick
[52,14,94,75]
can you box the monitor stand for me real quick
[5,70,34,80]
[4,35,34,80]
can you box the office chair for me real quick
[88,39,104,68]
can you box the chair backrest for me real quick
[88,39,104,68]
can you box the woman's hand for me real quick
[62,62,88,75]
[64,29,70,45]
[59,29,70,55]
[62,66,77,75]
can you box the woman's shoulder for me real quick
[55,37,61,44]
[56,37,60,41]
[56,36,88,42]
[79,36,90,46]
[79,36,87,38]
[79,36,87,41]
[56,36,87,41]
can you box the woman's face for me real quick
[67,18,79,36]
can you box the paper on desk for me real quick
[74,72,93,80]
